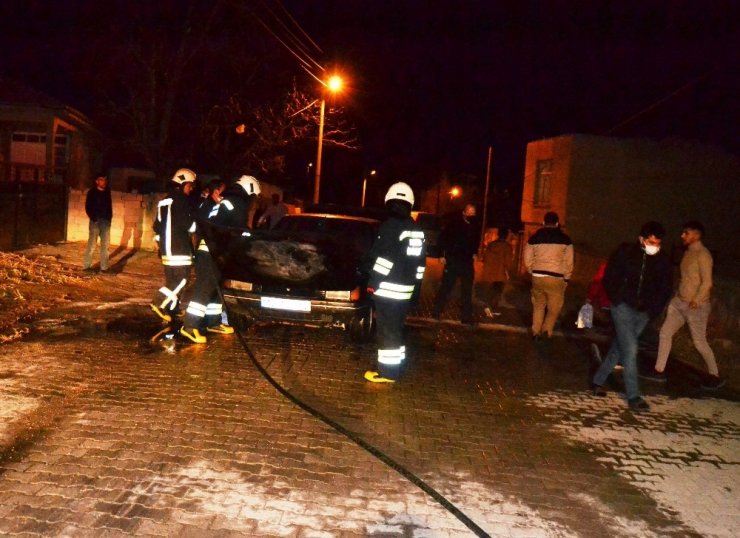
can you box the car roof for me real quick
[286,213,380,224]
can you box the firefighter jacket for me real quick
[210,186,256,229]
[365,215,426,301]
[153,189,195,267]
[194,197,219,250]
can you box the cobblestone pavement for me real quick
[0,244,738,537]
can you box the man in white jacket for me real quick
[524,212,574,339]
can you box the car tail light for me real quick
[325,290,351,301]
[350,286,361,301]
[223,280,253,291]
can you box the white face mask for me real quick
[643,244,660,256]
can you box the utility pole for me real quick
[480,146,493,255]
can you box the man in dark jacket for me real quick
[432,203,479,324]
[150,168,197,323]
[591,221,673,413]
[180,175,260,344]
[363,182,426,383]
[82,173,112,272]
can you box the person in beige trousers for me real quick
[644,221,724,389]
[524,212,574,339]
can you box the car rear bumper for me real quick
[222,290,371,329]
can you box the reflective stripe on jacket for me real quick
[366,216,426,301]
[153,190,195,266]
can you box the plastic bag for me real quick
[575,302,593,329]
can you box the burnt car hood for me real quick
[202,222,364,290]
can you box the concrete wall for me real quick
[521,134,740,278]
[67,189,163,251]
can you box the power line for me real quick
[241,0,326,81]
[257,0,325,73]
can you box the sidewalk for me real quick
[6,243,738,392]
[411,258,739,392]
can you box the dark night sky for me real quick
[1,0,738,201]
[284,0,738,190]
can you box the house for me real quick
[0,78,100,249]
[520,134,740,278]
[0,77,99,187]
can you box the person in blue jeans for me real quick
[591,221,673,413]
[83,173,112,272]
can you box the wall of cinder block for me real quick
[66,189,164,251]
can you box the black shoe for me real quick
[590,383,607,397]
[83,267,96,273]
[700,375,726,390]
[640,369,667,383]
[628,397,650,413]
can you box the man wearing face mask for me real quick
[432,203,479,325]
[590,221,673,413]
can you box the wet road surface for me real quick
[0,306,737,537]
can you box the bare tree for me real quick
[201,82,360,178]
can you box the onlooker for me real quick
[82,173,112,273]
[591,221,673,413]
[523,211,574,339]
[432,203,479,325]
[479,227,512,317]
[258,193,289,229]
[645,221,724,389]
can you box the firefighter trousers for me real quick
[153,265,191,316]
[183,251,223,330]
[374,296,410,380]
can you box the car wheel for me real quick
[229,312,252,331]
[349,307,375,343]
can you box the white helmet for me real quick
[172,168,196,184]
[384,181,415,207]
[236,175,261,196]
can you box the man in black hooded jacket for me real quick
[591,221,672,413]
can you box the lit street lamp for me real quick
[361,169,376,207]
[313,75,344,204]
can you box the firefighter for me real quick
[150,168,197,323]
[180,175,260,343]
[363,182,426,383]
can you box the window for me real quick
[534,159,552,206]
[11,131,47,166]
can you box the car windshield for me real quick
[274,215,377,252]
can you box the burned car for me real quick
[203,212,380,342]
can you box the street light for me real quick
[313,75,344,204]
[450,186,461,198]
[361,169,376,207]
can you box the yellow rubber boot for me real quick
[206,324,234,335]
[180,327,207,344]
[150,304,172,323]
[364,371,395,383]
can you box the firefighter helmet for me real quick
[384,181,415,207]
[236,175,261,196]
[171,168,196,185]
